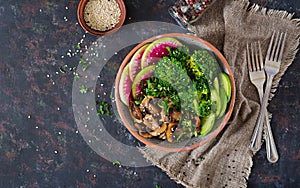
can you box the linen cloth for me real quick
[140,0,300,187]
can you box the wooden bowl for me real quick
[77,0,126,36]
[115,33,236,152]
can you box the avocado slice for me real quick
[219,73,231,102]
[213,76,220,94]
[200,113,216,135]
[218,87,228,118]
[211,88,221,117]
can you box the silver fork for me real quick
[247,41,279,163]
[251,31,287,162]
[247,42,265,152]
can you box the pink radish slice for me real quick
[128,44,149,81]
[119,64,132,106]
[131,65,156,99]
[141,37,182,69]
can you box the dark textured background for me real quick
[0,0,299,187]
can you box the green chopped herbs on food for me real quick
[143,46,212,118]
[79,84,88,94]
[155,185,162,188]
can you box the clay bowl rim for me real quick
[115,33,236,152]
[77,0,126,36]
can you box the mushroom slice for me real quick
[166,122,178,143]
[129,101,143,122]
[140,96,160,115]
[149,122,167,137]
[194,116,201,133]
[159,132,166,140]
[139,131,153,138]
[160,107,171,123]
[170,108,181,122]
[143,114,160,130]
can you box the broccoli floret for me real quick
[191,50,221,82]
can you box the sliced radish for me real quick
[119,64,132,106]
[131,65,156,99]
[128,44,149,81]
[141,37,182,68]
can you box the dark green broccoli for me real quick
[191,50,221,82]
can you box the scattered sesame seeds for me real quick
[54,150,58,154]
[65,6,68,10]
[28,115,31,119]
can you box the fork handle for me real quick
[250,74,274,152]
[250,116,264,152]
[265,112,279,163]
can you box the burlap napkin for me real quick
[139,0,300,187]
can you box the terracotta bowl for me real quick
[77,0,126,36]
[115,33,236,152]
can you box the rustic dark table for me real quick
[0,0,299,187]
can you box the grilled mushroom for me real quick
[129,101,143,122]
[140,96,160,115]
[170,109,181,122]
[159,132,166,140]
[139,131,153,138]
[166,122,178,143]
[194,116,201,133]
[143,114,160,130]
[149,122,167,136]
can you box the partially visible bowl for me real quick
[77,0,126,36]
[115,33,236,152]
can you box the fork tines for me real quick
[266,31,287,62]
[246,41,264,72]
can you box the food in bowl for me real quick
[115,33,234,149]
[84,0,121,31]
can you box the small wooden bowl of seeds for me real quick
[77,0,126,36]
